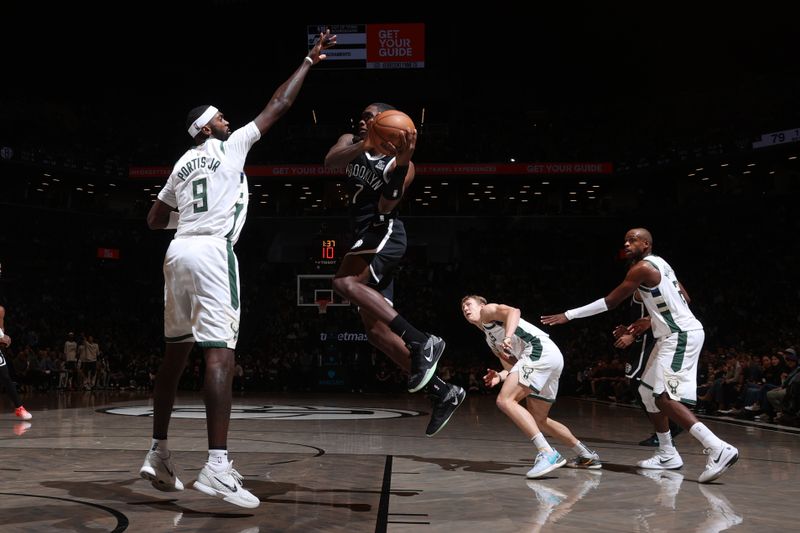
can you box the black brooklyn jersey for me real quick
[346,149,396,230]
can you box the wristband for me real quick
[382,164,409,200]
[304,56,313,65]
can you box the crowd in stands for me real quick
[0,153,798,426]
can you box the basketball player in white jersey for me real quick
[461,295,601,478]
[613,290,683,447]
[139,31,336,509]
[541,228,738,483]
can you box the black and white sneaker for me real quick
[426,384,465,437]
[140,450,184,492]
[408,335,446,393]
[698,443,738,483]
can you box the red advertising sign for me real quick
[366,23,425,69]
[97,248,120,259]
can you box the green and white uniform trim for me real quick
[482,318,564,402]
[159,122,260,349]
[637,255,702,339]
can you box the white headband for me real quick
[187,106,219,137]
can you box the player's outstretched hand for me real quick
[307,29,337,64]
[541,313,568,326]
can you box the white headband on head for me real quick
[187,106,219,138]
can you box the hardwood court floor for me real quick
[0,391,797,532]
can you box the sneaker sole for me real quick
[408,339,446,393]
[193,479,260,509]
[566,462,603,470]
[526,458,567,479]
[637,462,683,470]
[698,452,739,484]
[425,390,466,437]
[139,469,183,492]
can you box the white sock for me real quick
[151,438,169,458]
[572,441,592,457]
[689,422,724,450]
[207,449,229,471]
[532,433,553,453]
[656,431,675,453]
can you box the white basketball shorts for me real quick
[640,329,704,407]
[511,336,564,403]
[163,236,240,350]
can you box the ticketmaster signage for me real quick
[320,332,369,342]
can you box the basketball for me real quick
[368,110,415,153]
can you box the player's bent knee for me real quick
[496,395,511,412]
[639,384,660,413]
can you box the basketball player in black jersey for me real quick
[0,265,33,423]
[325,103,465,436]
[613,294,682,446]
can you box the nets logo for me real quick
[98,404,423,420]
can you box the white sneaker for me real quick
[698,443,739,483]
[526,449,566,478]
[193,461,260,508]
[637,448,683,469]
[140,450,184,492]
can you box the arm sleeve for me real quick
[565,298,608,320]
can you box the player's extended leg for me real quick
[333,255,398,325]
[203,347,235,449]
[655,393,738,483]
[152,342,193,440]
[359,307,409,372]
[0,355,30,419]
[140,341,192,492]
[192,346,260,508]
[359,307,465,436]
[334,254,444,393]
[526,398,601,469]
[496,375,565,478]
[637,384,684,470]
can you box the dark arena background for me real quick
[0,4,798,532]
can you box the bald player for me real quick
[541,228,738,483]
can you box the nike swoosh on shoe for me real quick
[214,477,238,492]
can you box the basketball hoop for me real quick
[316,299,331,315]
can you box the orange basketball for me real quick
[368,110,415,153]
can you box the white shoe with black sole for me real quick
[193,460,260,508]
[698,443,739,483]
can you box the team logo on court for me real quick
[667,378,680,395]
[98,404,424,420]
